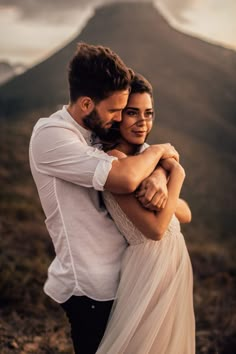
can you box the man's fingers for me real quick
[160,198,167,209]
[174,150,180,162]
[148,191,165,207]
[137,190,167,209]
[145,194,167,210]
[137,189,161,206]
[135,188,146,198]
[142,187,162,203]
[156,195,167,209]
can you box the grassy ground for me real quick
[0,117,235,353]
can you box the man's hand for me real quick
[136,166,168,210]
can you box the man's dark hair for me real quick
[68,42,133,103]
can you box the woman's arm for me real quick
[175,198,192,223]
[111,158,185,241]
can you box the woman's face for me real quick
[120,92,154,146]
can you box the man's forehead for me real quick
[109,90,130,98]
[100,90,129,107]
[108,90,129,101]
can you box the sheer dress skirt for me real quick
[96,192,195,354]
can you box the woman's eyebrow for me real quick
[124,107,139,110]
[124,107,153,111]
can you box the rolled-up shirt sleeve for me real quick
[30,125,117,191]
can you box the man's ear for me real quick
[80,97,95,114]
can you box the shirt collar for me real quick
[61,105,92,143]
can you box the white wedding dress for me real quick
[97,192,195,354]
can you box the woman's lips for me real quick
[132,131,147,136]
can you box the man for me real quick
[29,43,178,353]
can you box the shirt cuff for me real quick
[93,156,118,191]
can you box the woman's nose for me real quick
[135,118,146,126]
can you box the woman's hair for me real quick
[101,73,153,151]
[68,42,133,103]
[128,72,153,98]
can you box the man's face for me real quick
[82,90,129,138]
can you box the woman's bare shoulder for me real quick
[107,149,127,159]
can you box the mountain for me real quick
[0,61,26,85]
[0,1,235,239]
[0,2,235,352]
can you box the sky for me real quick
[0,0,235,67]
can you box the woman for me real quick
[96,74,195,354]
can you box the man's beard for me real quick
[82,108,111,140]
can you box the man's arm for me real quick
[30,124,178,194]
[104,144,178,194]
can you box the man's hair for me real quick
[68,42,133,103]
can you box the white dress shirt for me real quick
[29,106,128,303]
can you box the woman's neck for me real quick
[116,139,140,156]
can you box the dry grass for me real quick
[0,117,235,353]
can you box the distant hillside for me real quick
[0,61,26,85]
[0,1,236,239]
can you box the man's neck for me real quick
[67,104,89,130]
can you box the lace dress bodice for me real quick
[103,191,181,246]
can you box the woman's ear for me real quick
[80,97,95,113]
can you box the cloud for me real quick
[159,0,193,21]
[0,0,99,23]
[0,0,170,23]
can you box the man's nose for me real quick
[113,112,122,122]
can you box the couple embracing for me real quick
[29,43,195,354]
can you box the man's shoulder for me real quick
[32,109,78,136]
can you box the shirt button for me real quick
[91,305,95,309]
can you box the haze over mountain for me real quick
[1,0,235,66]
[0,61,26,85]
[0,1,235,240]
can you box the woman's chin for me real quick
[133,138,145,145]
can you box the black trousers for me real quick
[61,295,113,354]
